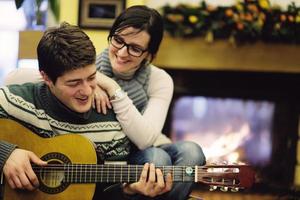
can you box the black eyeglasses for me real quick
[109,35,148,57]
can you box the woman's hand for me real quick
[123,163,173,197]
[96,72,121,97]
[3,149,47,191]
[92,85,112,114]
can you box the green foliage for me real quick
[161,0,300,44]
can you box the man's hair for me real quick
[108,5,164,62]
[37,22,96,83]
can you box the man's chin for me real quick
[73,104,92,113]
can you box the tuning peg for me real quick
[220,186,228,192]
[230,187,239,192]
[221,160,228,165]
[209,185,218,191]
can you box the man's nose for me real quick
[79,81,93,96]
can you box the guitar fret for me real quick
[127,165,130,182]
[95,164,97,183]
[62,165,66,182]
[85,164,87,183]
[89,164,92,183]
[77,164,80,183]
[120,165,123,182]
[182,166,185,182]
[84,164,86,183]
[76,164,78,183]
[172,166,174,181]
[85,164,88,183]
[135,165,138,182]
[67,164,69,182]
[113,165,116,182]
[70,164,73,182]
[101,165,103,182]
[73,164,75,183]
[107,165,109,182]
[195,165,198,182]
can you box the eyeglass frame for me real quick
[108,35,148,57]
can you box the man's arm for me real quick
[2,147,47,191]
[0,141,17,172]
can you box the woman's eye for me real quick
[114,37,123,44]
[130,46,143,53]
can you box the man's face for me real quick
[44,64,97,113]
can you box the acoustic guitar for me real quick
[0,119,255,200]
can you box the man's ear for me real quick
[40,71,54,88]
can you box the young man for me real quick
[0,22,172,199]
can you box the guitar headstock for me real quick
[197,164,255,192]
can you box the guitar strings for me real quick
[31,165,239,184]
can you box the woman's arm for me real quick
[111,66,174,149]
[4,68,43,85]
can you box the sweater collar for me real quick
[38,83,92,122]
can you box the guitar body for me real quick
[0,119,97,200]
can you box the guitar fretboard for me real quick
[33,164,196,183]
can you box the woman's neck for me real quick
[112,66,139,80]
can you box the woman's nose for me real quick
[117,45,129,56]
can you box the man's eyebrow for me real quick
[66,71,97,83]
[88,71,97,78]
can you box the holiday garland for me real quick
[161,0,300,44]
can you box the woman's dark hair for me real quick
[37,22,96,83]
[108,5,164,62]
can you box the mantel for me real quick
[19,31,300,74]
[153,36,300,74]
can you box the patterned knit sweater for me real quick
[0,82,131,171]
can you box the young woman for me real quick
[93,5,206,200]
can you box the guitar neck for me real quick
[34,164,196,183]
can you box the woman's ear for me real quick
[146,53,155,63]
[40,71,54,88]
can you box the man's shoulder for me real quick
[5,82,39,96]
[90,107,119,123]
[1,83,43,104]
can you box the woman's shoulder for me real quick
[149,65,173,82]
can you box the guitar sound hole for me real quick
[38,152,71,194]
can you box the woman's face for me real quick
[108,27,150,74]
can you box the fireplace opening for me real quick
[162,68,300,193]
[171,96,274,167]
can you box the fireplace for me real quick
[161,69,300,194]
